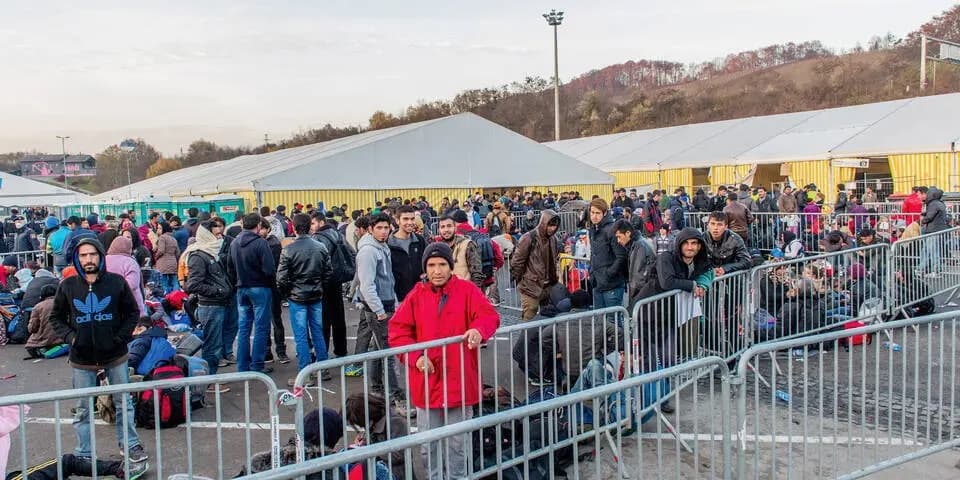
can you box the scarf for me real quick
[184,225,223,261]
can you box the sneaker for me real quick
[344,364,364,377]
[124,444,149,463]
[265,353,275,364]
[660,402,675,415]
[222,354,237,365]
[218,359,230,368]
[282,301,289,308]
[288,377,317,387]
[116,461,149,480]
[320,370,332,382]
[529,377,553,387]
[206,384,231,394]
[277,353,291,364]
[258,367,275,375]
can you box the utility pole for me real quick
[921,33,927,91]
[543,9,564,141]
[56,135,70,186]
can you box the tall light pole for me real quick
[120,139,137,186]
[543,9,564,141]
[56,135,70,186]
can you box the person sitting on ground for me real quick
[4,453,149,480]
[242,408,343,476]
[126,317,175,377]
[24,284,63,359]
[343,392,412,480]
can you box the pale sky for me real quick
[1,0,954,156]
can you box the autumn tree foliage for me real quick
[146,157,182,178]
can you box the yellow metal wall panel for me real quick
[888,152,953,195]
[611,171,663,190]
[661,168,693,193]
[709,165,753,187]
[524,184,614,202]
[785,160,858,204]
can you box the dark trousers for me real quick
[266,286,286,356]
[11,454,121,480]
[322,282,347,357]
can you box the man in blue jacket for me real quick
[229,213,277,373]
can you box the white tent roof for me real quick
[96,113,612,200]
[545,93,960,169]
[0,172,92,207]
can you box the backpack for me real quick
[135,363,188,429]
[6,308,27,345]
[465,230,495,280]
[318,229,356,284]
[487,214,503,236]
[519,387,575,477]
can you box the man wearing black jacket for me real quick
[588,198,628,309]
[259,217,289,365]
[229,214,276,373]
[703,212,753,276]
[311,213,354,359]
[49,238,148,463]
[387,205,427,303]
[708,186,728,213]
[278,214,333,387]
[184,224,233,377]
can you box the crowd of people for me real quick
[0,180,953,479]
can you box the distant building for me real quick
[20,154,97,178]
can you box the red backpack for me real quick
[135,363,188,429]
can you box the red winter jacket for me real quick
[901,193,923,225]
[388,276,500,409]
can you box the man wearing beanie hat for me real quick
[1,255,19,289]
[389,241,499,480]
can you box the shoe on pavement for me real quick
[265,354,275,364]
[529,377,553,387]
[206,384,231,394]
[222,354,237,365]
[344,365,364,377]
[660,402,675,415]
[116,461,149,480]
[277,353,291,364]
[124,444,149,463]
[258,367,275,375]
[320,370,332,382]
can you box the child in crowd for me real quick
[655,225,674,255]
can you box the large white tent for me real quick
[95,113,614,203]
[0,171,91,207]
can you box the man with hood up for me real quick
[918,186,949,278]
[510,209,560,320]
[48,238,148,463]
[588,198,628,309]
[635,227,713,411]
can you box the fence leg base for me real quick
[655,408,694,454]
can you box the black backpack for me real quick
[465,230,495,280]
[317,229,356,284]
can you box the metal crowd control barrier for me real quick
[287,308,630,474]
[0,250,46,269]
[888,226,960,318]
[0,371,281,480]
[734,312,960,479]
[748,243,891,346]
[248,357,733,480]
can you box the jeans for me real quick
[289,300,328,371]
[593,286,625,309]
[417,407,474,480]
[197,305,225,374]
[72,365,140,457]
[362,309,402,398]
[265,286,286,356]
[236,287,272,372]
[919,235,943,274]
[222,298,239,358]
[160,273,180,294]
[322,283,347,357]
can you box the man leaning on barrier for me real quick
[388,242,500,480]
[48,238,148,464]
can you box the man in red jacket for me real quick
[901,186,925,225]
[388,242,500,480]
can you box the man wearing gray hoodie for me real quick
[354,212,406,409]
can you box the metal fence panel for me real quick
[248,357,734,480]
[1,372,282,480]
[888,226,960,317]
[735,313,960,479]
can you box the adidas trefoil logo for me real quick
[73,292,113,323]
